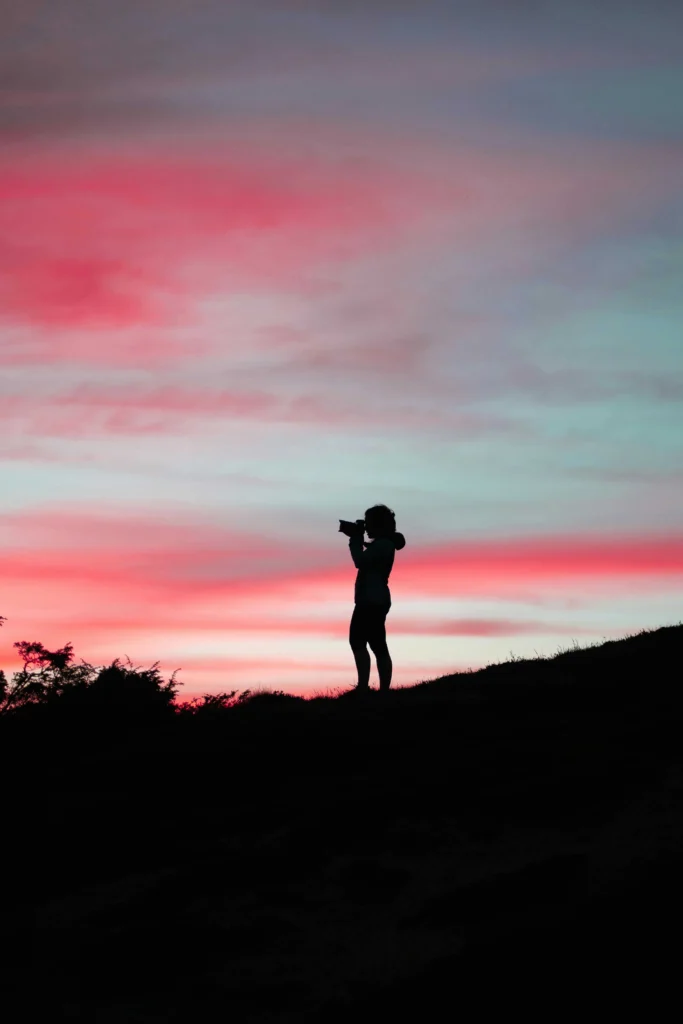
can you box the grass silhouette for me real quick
[1,621,682,1021]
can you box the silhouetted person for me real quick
[346,504,406,693]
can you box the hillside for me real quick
[2,623,683,1021]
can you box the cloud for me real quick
[7,601,608,639]
[2,505,680,689]
[489,362,683,406]
[0,144,464,336]
[0,505,329,588]
[0,2,290,112]
[394,535,683,597]
[1,0,639,143]
[2,132,680,386]
[0,380,530,442]
[3,506,683,616]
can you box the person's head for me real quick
[364,504,396,540]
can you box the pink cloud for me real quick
[1,387,279,437]
[4,507,683,593]
[0,145,461,340]
[2,134,680,365]
[25,611,616,640]
[2,507,682,643]
[0,508,330,628]
[0,382,527,440]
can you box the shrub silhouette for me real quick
[177,690,245,718]
[0,634,180,723]
[233,688,306,708]
[81,657,180,719]
[176,688,305,718]
[0,640,97,715]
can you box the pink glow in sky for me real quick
[2,1,683,695]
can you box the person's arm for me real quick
[349,535,391,569]
[348,532,366,568]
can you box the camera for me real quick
[339,519,365,537]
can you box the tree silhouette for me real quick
[0,624,182,719]
[0,640,97,715]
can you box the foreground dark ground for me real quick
[2,623,683,1021]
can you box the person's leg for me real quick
[376,647,393,692]
[353,647,371,690]
[368,604,392,691]
[349,605,371,690]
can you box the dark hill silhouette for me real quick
[1,622,682,1021]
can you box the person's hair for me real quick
[364,504,396,538]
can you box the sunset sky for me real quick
[1,0,682,696]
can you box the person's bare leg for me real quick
[352,645,371,690]
[375,644,392,691]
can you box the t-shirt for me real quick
[348,532,405,606]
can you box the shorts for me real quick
[349,601,391,651]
